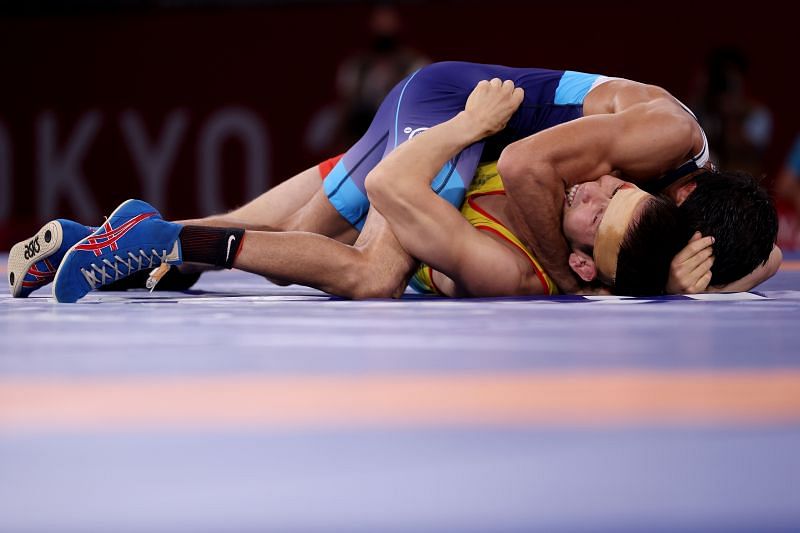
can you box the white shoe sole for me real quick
[7,221,64,297]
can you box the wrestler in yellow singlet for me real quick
[409,161,558,296]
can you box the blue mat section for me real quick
[1,268,799,376]
[2,255,800,532]
[1,427,799,533]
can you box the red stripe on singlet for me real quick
[474,225,550,294]
[317,154,345,179]
[466,192,551,294]
[426,265,443,295]
[466,191,505,224]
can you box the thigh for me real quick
[226,165,323,227]
[179,162,359,243]
[321,78,400,231]
[283,186,360,244]
[177,165,324,230]
[324,65,486,231]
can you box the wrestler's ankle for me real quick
[180,225,245,269]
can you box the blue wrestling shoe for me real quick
[7,219,94,297]
[53,199,183,303]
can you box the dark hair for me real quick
[679,169,777,286]
[614,196,690,296]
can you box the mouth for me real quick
[566,184,579,207]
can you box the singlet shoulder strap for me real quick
[641,100,711,194]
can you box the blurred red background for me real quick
[0,1,796,249]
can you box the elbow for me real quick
[364,165,415,214]
[364,167,392,210]
[496,142,525,183]
[497,143,548,187]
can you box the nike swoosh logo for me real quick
[226,235,236,262]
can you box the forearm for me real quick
[366,112,482,258]
[369,112,481,198]
[365,79,529,295]
[366,112,520,295]
[498,151,579,293]
[369,78,522,215]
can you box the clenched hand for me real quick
[462,78,524,139]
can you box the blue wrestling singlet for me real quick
[322,62,605,229]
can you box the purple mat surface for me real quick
[2,255,799,532]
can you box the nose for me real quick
[598,174,616,187]
[581,181,600,204]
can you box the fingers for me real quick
[693,269,713,293]
[680,244,714,273]
[513,86,524,105]
[500,79,523,97]
[673,232,714,265]
[688,253,714,284]
[465,79,524,136]
[670,253,714,294]
[482,78,522,95]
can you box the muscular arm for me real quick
[367,80,535,296]
[497,101,697,292]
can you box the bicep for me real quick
[501,103,696,186]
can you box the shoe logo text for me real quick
[24,237,41,260]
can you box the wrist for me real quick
[453,111,488,144]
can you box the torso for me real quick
[410,162,558,297]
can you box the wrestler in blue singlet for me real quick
[323,61,608,229]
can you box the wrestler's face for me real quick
[562,175,651,282]
[562,175,629,253]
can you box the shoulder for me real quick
[617,99,700,157]
[475,228,547,296]
[586,77,685,114]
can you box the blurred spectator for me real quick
[305,4,429,156]
[775,134,800,250]
[690,47,773,177]
[776,134,800,214]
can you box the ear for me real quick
[569,251,597,282]
[674,181,698,206]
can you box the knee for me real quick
[346,272,402,300]
[342,250,406,300]
[347,283,396,300]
